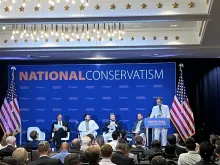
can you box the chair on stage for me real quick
[51,132,70,142]
[27,127,46,141]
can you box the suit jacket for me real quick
[26,140,41,150]
[69,147,87,163]
[28,156,62,165]
[150,104,170,118]
[132,120,145,134]
[174,144,187,156]
[0,145,16,156]
[52,121,70,132]
[111,151,134,165]
[130,146,149,158]
[102,120,121,133]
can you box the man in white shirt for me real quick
[78,114,99,138]
[107,130,120,151]
[150,97,170,146]
[178,137,201,165]
[99,144,116,165]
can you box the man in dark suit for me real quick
[130,136,148,159]
[102,113,121,143]
[28,141,61,165]
[131,113,145,143]
[111,140,134,165]
[0,136,16,156]
[26,130,41,150]
[69,138,87,163]
[51,114,70,149]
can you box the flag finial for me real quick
[179,63,184,72]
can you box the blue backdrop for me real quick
[8,63,176,144]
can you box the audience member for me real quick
[111,140,134,165]
[210,135,219,147]
[107,131,120,151]
[119,130,129,143]
[0,136,16,156]
[28,141,61,165]
[99,144,116,165]
[0,134,7,150]
[64,153,81,165]
[172,134,187,156]
[130,135,148,158]
[216,139,220,147]
[81,136,92,152]
[51,142,70,164]
[195,143,200,153]
[178,137,201,165]
[70,138,87,162]
[195,141,217,165]
[151,156,166,165]
[165,145,177,160]
[96,135,105,147]
[85,146,100,165]
[26,131,40,150]
[148,140,165,162]
[167,135,176,146]
[87,134,97,146]
[12,147,28,165]
[216,145,220,165]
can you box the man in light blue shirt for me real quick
[150,97,170,146]
[51,142,70,164]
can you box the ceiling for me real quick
[0,0,219,60]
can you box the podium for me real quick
[144,118,170,146]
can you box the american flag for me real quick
[0,69,21,134]
[170,70,195,140]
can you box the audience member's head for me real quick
[64,153,81,165]
[151,140,161,149]
[215,139,220,147]
[151,156,166,165]
[184,137,196,151]
[87,134,95,144]
[134,136,144,146]
[72,138,81,149]
[6,136,16,146]
[200,141,215,161]
[101,144,113,158]
[29,130,39,141]
[210,134,218,145]
[216,145,220,158]
[165,145,176,156]
[116,139,129,154]
[112,131,120,141]
[0,134,7,147]
[12,147,28,165]
[96,136,105,147]
[81,136,92,151]
[60,142,69,151]
[38,141,51,156]
[167,135,176,145]
[85,146,100,163]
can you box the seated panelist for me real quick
[78,114,99,138]
[51,114,70,148]
[132,113,146,143]
[102,113,121,143]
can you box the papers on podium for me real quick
[54,124,62,130]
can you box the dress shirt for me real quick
[99,158,116,165]
[134,121,142,133]
[51,149,70,164]
[107,140,118,151]
[150,104,170,118]
[178,151,201,165]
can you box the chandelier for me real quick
[10,23,125,42]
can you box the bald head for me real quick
[60,142,69,150]
[72,139,80,149]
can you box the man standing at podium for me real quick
[150,97,170,146]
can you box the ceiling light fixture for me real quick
[170,25,178,28]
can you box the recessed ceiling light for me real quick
[39,56,50,58]
[83,57,113,60]
[154,53,158,56]
[170,25,178,27]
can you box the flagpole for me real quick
[11,66,22,145]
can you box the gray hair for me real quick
[12,147,28,164]
[6,136,16,145]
